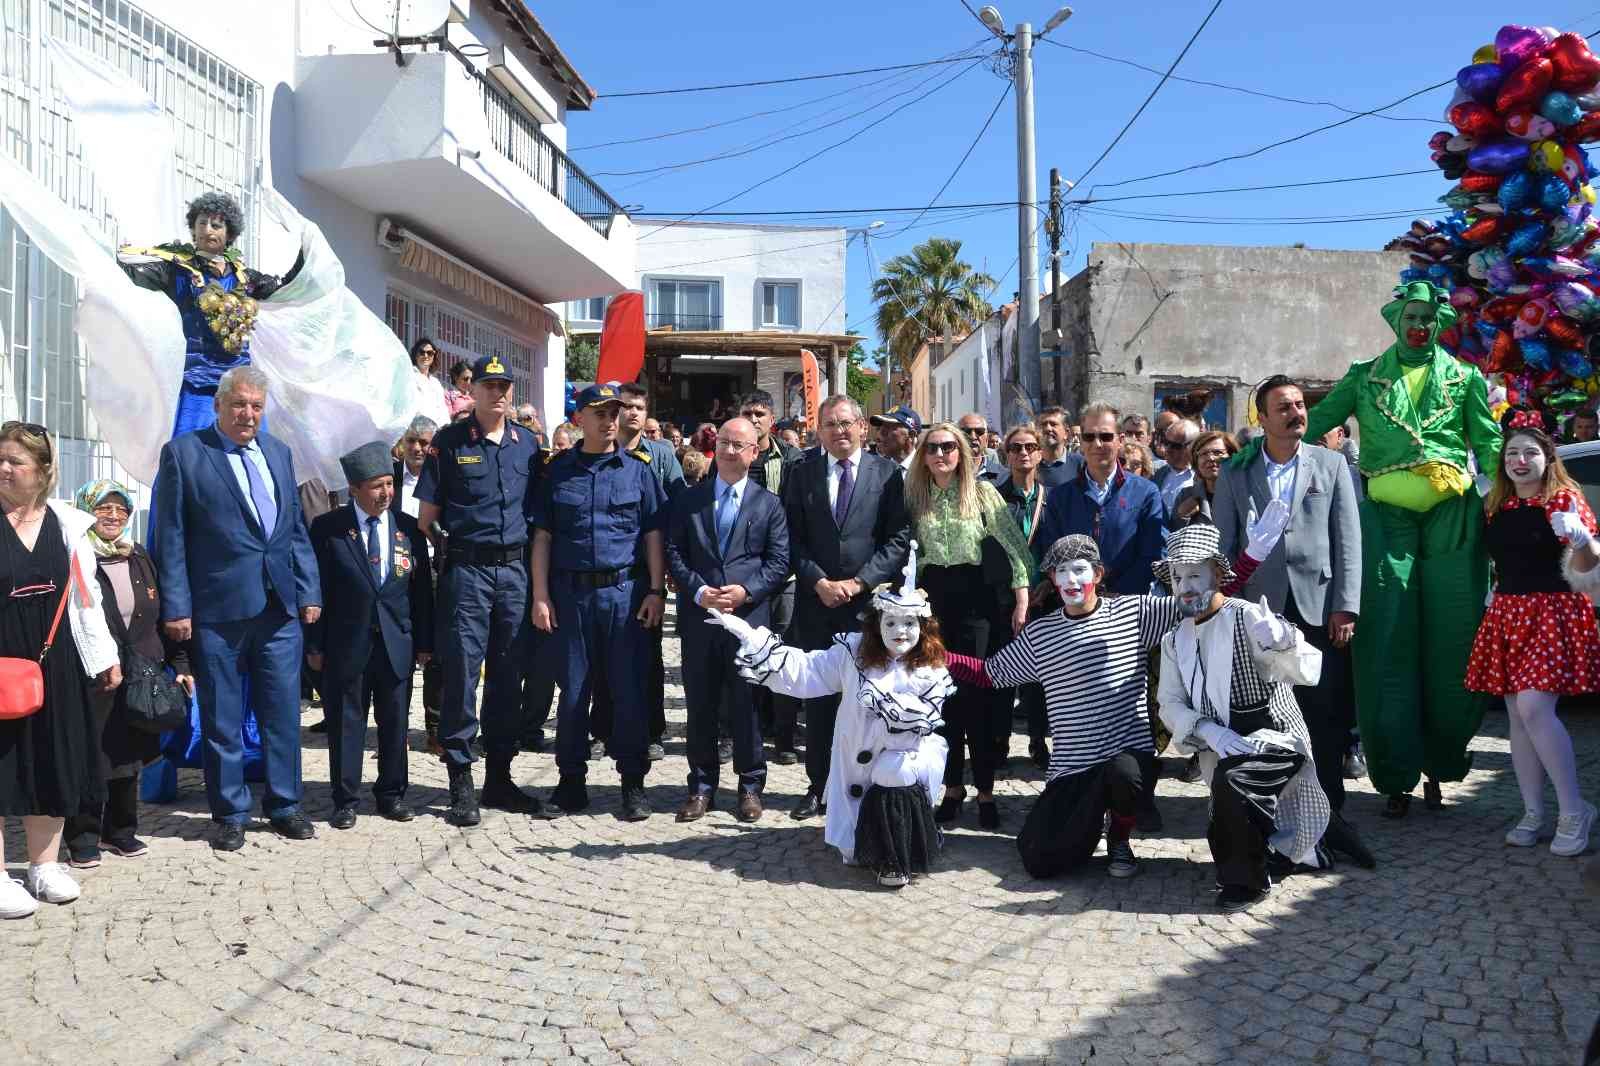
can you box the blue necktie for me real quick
[237,445,276,539]
[366,515,383,584]
[716,482,738,556]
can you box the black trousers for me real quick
[683,625,766,796]
[1284,593,1353,812]
[759,583,796,741]
[590,621,666,744]
[66,776,137,850]
[1016,751,1150,878]
[1209,742,1306,892]
[325,643,410,808]
[421,659,442,732]
[924,563,1006,795]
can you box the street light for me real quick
[1041,6,1073,35]
[977,5,1005,34]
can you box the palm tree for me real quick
[871,237,995,381]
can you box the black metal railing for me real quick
[647,312,723,331]
[476,74,625,238]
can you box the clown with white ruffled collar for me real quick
[710,543,953,888]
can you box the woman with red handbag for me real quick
[0,422,121,919]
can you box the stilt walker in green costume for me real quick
[1296,281,1502,817]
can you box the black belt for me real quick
[447,543,526,567]
[557,568,628,589]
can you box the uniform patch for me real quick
[457,455,483,465]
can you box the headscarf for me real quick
[75,478,135,558]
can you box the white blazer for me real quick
[43,500,119,678]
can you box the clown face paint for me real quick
[1400,300,1437,350]
[1052,560,1099,611]
[879,609,921,659]
[1169,559,1221,618]
[1504,432,1548,491]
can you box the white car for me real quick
[1558,440,1600,515]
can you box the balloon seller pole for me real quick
[1014,21,1042,417]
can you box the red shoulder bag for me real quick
[0,566,75,720]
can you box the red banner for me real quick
[800,349,821,430]
[594,290,644,385]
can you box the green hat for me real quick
[1380,280,1458,345]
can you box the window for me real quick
[386,288,540,397]
[570,296,607,323]
[648,278,721,330]
[759,281,799,330]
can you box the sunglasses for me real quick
[961,426,986,436]
[923,440,962,456]
[1,421,51,458]
[1082,432,1118,445]
[1006,441,1041,454]
[1164,437,1190,450]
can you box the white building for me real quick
[568,220,846,426]
[1,0,634,499]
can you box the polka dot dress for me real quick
[1466,489,1600,696]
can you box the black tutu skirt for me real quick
[853,784,939,876]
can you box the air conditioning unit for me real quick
[485,42,559,125]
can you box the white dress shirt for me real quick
[1159,466,1195,513]
[1263,442,1302,508]
[694,473,749,606]
[400,464,422,519]
[827,448,865,511]
[223,432,277,527]
[353,501,391,583]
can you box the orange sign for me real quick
[594,290,645,386]
[800,349,821,429]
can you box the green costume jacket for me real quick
[1306,347,1502,481]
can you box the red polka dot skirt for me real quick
[1466,591,1600,696]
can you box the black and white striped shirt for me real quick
[987,596,1180,779]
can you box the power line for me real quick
[1079,205,1448,225]
[640,200,1029,217]
[1070,0,1225,191]
[640,58,987,239]
[883,81,1013,238]
[599,53,988,99]
[1036,36,1437,124]
[1070,168,1436,204]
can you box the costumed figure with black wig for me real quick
[118,192,303,442]
[708,543,952,888]
[117,193,300,794]
[1155,524,1334,912]
[1465,405,1598,857]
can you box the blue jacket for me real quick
[306,506,434,682]
[667,477,790,632]
[153,424,319,623]
[1033,465,1167,594]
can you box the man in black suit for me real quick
[390,415,443,753]
[668,417,790,823]
[782,395,911,820]
[307,442,435,829]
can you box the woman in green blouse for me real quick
[906,422,1033,829]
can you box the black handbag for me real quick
[121,650,188,733]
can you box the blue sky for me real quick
[539,2,1600,358]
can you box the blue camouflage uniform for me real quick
[532,387,668,783]
[414,356,540,769]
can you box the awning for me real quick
[382,221,563,337]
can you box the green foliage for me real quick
[565,334,599,382]
[871,236,995,366]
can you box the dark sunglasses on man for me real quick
[1081,431,1118,445]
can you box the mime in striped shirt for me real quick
[946,502,1292,881]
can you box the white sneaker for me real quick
[0,876,38,918]
[1505,809,1543,847]
[1551,802,1597,857]
[24,862,80,904]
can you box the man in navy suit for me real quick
[307,442,435,829]
[152,366,321,851]
[667,417,790,824]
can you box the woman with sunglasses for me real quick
[0,423,121,917]
[996,424,1052,770]
[906,423,1033,829]
[409,337,450,426]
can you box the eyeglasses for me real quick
[1196,448,1229,462]
[1006,441,1041,454]
[1082,432,1118,445]
[716,437,755,451]
[1,421,51,458]
[1164,436,1190,450]
[923,440,961,456]
[960,425,986,436]
[92,503,131,518]
[820,419,857,432]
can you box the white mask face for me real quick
[1051,560,1098,607]
[1504,433,1547,490]
[1169,560,1220,617]
[879,609,921,658]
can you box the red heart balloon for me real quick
[1460,172,1504,194]
[1547,33,1600,91]
[1571,111,1600,142]
[1482,295,1528,323]
[1461,216,1504,244]
[1496,57,1555,114]
[1450,101,1502,139]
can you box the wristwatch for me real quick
[648,588,666,597]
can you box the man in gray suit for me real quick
[1214,374,1373,867]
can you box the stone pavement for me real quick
[3,621,1598,1066]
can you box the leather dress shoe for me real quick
[270,813,317,840]
[773,749,799,766]
[378,800,415,823]
[212,823,247,852]
[736,792,763,823]
[676,793,711,822]
[548,776,590,815]
[329,805,357,830]
[791,792,823,820]
[619,780,652,822]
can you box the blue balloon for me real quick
[1540,173,1574,211]
[1457,62,1506,103]
[1499,171,1535,211]
[1558,348,1593,379]
[1399,267,1429,284]
[1521,336,1553,370]
[1468,139,1532,175]
[1508,221,1550,257]
[1540,91,1584,128]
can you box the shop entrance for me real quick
[649,356,756,432]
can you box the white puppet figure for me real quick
[710,541,953,888]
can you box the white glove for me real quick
[1246,595,1296,651]
[1194,719,1256,758]
[704,606,757,648]
[1551,497,1594,551]
[1244,499,1292,561]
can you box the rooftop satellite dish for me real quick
[350,0,450,65]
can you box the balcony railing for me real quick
[475,73,625,238]
[647,312,723,331]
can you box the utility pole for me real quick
[1014,21,1040,418]
[1048,168,1063,337]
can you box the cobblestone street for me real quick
[4,619,1598,1066]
